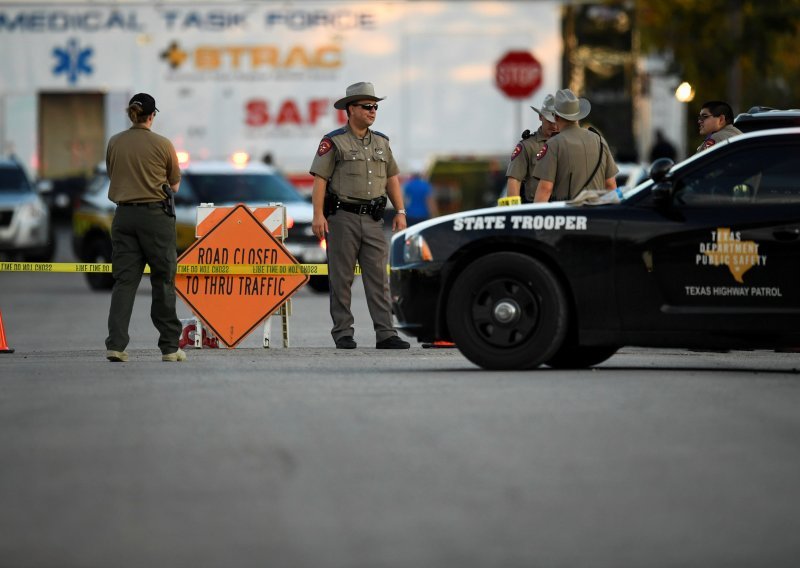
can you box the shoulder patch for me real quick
[536,143,548,160]
[317,137,333,156]
[325,127,347,138]
[373,130,390,140]
[510,143,523,161]
[702,138,716,150]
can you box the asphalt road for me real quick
[1,224,800,567]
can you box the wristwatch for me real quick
[396,209,407,215]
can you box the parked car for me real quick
[0,156,54,261]
[72,158,328,291]
[734,106,800,133]
[389,127,800,369]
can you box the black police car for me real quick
[389,127,800,370]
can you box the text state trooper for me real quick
[505,94,559,203]
[309,82,411,350]
[533,89,618,202]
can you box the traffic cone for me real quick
[0,308,14,354]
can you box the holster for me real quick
[370,195,387,221]
[323,189,339,218]
[161,184,176,218]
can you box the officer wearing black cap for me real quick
[309,82,410,350]
[104,93,185,363]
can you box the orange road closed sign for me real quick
[175,204,309,348]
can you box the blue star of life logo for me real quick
[52,39,94,84]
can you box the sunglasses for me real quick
[697,113,716,121]
[355,103,379,111]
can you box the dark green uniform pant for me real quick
[105,204,181,354]
[326,210,398,343]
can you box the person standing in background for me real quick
[403,160,437,226]
[533,89,618,202]
[105,93,185,363]
[696,100,743,153]
[505,94,559,203]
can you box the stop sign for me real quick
[495,51,542,99]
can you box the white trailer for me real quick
[0,0,563,184]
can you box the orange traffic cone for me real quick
[0,308,13,354]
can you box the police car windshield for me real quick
[184,173,305,204]
[0,167,31,192]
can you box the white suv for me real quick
[0,157,54,261]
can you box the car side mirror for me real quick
[651,181,673,206]
[649,158,674,183]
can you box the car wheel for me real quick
[545,344,618,369]
[307,275,330,293]
[85,238,114,291]
[446,252,568,370]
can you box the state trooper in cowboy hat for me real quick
[309,82,410,350]
[532,88,619,202]
[505,93,559,202]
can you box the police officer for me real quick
[533,89,618,202]
[505,94,559,202]
[309,82,410,350]
[105,93,185,362]
[696,100,743,153]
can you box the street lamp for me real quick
[675,82,695,103]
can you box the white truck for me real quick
[0,0,563,187]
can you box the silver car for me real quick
[0,157,54,261]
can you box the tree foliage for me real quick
[638,0,800,111]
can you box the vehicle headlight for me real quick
[20,199,47,220]
[403,232,433,263]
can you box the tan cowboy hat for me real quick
[334,82,386,110]
[553,88,591,121]
[530,94,556,122]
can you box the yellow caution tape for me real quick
[0,262,367,276]
[497,196,522,207]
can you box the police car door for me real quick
[616,133,800,337]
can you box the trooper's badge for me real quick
[702,138,716,150]
[536,144,548,160]
[318,138,333,156]
[510,143,523,161]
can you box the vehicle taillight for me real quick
[286,214,294,229]
[177,151,190,167]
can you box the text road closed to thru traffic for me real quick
[175,204,309,348]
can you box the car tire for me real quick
[545,344,618,369]
[446,252,568,370]
[307,275,330,293]
[85,238,114,291]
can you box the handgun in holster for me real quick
[370,195,387,221]
[323,189,339,218]
[161,183,176,218]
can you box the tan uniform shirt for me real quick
[106,124,181,204]
[533,123,618,201]
[309,124,399,202]
[696,123,743,153]
[505,128,549,201]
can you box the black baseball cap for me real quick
[129,93,159,114]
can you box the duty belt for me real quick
[338,201,373,215]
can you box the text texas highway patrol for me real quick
[453,215,588,231]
